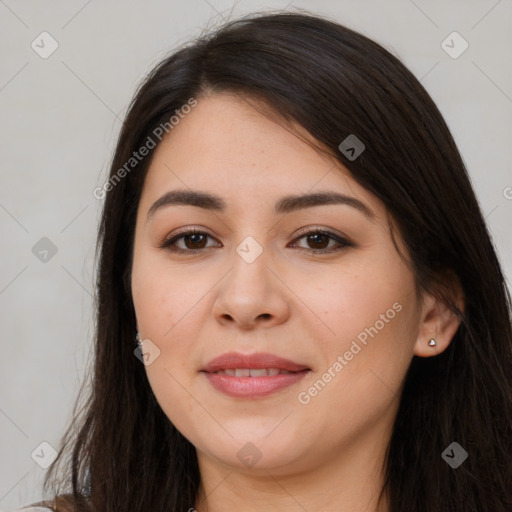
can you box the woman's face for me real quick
[131,91,426,476]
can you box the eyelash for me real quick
[158,227,353,255]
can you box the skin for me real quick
[130,91,462,511]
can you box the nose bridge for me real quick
[213,232,289,327]
[229,233,274,300]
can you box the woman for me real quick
[16,9,512,512]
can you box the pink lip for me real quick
[201,352,310,399]
[201,352,310,373]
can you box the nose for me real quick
[212,244,291,331]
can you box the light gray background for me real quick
[1,0,511,509]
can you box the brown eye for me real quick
[181,233,208,249]
[159,229,219,252]
[305,233,330,250]
[289,229,353,254]
[159,227,352,255]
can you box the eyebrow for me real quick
[146,189,375,222]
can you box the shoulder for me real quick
[10,500,55,511]
[13,494,83,512]
[10,508,52,512]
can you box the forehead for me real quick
[139,92,384,219]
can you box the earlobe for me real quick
[413,283,464,358]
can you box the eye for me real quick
[158,227,353,254]
[159,227,218,252]
[289,229,353,254]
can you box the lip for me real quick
[201,352,310,373]
[201,352,311,399]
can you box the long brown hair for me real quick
[35,9,512,512]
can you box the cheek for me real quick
[132,273,203,437]
[312,257,415,346]
[131,254,209,411]
[309,254,419,396]
[294,284,417,446]
[131,252,207,339]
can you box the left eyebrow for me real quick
[146,189,376,222]
[274,191,375,220]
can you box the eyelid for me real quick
[158,226,216,249]
[292,224,348,239]
[288,226,354,252]
[158,225,354,253]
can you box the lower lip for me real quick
[202,370,310,398]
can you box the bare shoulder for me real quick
[10,508,53,512]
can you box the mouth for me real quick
[201,352,311,398]
[201,351,310,373]
[211,368,300,376]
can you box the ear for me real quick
[413,272,465,358]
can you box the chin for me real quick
[194,426,311,471]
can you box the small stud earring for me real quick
[135,332,143,347]
[428,339,437,347]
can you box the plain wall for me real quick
[1,0,511,509]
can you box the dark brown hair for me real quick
[33,9,512,512]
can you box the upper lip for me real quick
[201,352,310,373]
